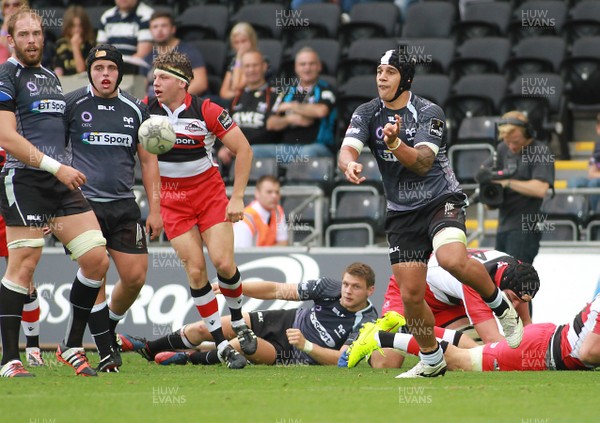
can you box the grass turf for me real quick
[1,352,597,423]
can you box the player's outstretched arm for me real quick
[287,328,343,366]
[0,110,86,190]
[241,281,300,301]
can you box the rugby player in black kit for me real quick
[0,8,109,377]
[338,48,524,378]
[65,44,163,372]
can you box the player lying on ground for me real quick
[346,293,600,374]
[121,263,391,366]
[371,249,540,368]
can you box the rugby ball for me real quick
[138,116,176,155]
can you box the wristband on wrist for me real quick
[302,340,314,353]
[387,138,401,151]
[39,155,61,175]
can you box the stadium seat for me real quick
[229,157,279,184]
[500,73,565,143]
[190,39,228,77]
[505,36,566,81]
[563,0,600,45]
[455,116,501,145]
[175,5,229,41]
[449,37,511,82]
[401,1,456,38]
[448,143,494,185]
[284,157,336,193]
[540,193,588,242]
[282,3,341,50]
[338,38,397,84]
[232,3,286,39]
[410,74,451,106]
[325,223,375,247]
[336,75,378,143]
[282,194,330,246]
[452,0,512,45]
[397,38,456,75]
[257,39,284,77]
[445,74,507,145]
[339,2,400,51]
[508,0,567,43]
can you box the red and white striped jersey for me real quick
[145,93,237,178]
[557,293,600,370]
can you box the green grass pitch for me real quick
[1,352,597,423]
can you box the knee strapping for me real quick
[7,238,45,249]
[468,345,484,372]
[432,227,467,251]
[66,230,106,260]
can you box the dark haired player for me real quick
[0,8,109,377]
[338,48,524,378]
[65,44,162,372]
[124,51,256,369]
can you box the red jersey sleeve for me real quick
[201,98,238,140]
[462,285,495,325]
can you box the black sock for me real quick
[88,303,113,358]
[189,350,220,365]
[452,331,463,347]
[191,285,226,346]
[147,330,195,356]
[439,340,450,353]
[378,331,395,349]
[0,281,27,365]
[109,316,119,335]
[217,269,243,322]
[65,271,102,347]
[482,287,509,316]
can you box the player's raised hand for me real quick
[383,114,402,149]
[344,161,366,185]
[55,165,86,190]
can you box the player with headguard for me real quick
[347,249,540,368]
[65,44,163,372]
[119,51,255,369]
[352,293,600,373]
[0,8,109,377]
[338,47,524,378]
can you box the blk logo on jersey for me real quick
[98,104,115,111]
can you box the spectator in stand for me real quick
[569,113,600,211]
[96,0,153,68]
[53,6,96,76]
[0,0,28,64]
[264,47,337,160]
[219,22,257,101]
[142,11,207,96]
[218,49,279,172]
[234,175,288,249]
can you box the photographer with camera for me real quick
[476,111,555,265]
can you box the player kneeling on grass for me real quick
[346,293,600,374]
[121,263,392,366]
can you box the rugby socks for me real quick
[419,343,444,366]
[64,269,103,347]
[483,287,509,316]
[217,269,244,324]
[191,284,227,347]
[147,326,197,357]
[189,350,220,365]
[379,328,461,357]
[88,301,114,359]
[108,308,125,335]
[22,289,40,348]
[0,278,28,364]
